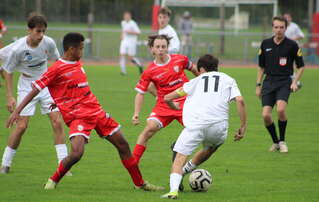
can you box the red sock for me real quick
[50,162,69,183]
[121,156,144,187]
[133,144,146,164]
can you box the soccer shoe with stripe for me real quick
[135,181,164,191]
[44,178,57,190]
[269,143,280,152]
[279,141,288,153]
[161,191,178,199]
[0,166,10,174]
[65,171,73,176]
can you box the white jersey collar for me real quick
[59,58,77,64]
[154,54,171,66]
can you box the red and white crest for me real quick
[279,57,287,66]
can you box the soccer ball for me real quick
[188,169,212,192]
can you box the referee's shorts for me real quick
[261,76,292,107]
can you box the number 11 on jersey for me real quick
[202,75,220,92]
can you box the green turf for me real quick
[0,65,318,202]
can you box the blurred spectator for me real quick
[179,11,193,58]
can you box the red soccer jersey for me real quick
[33,59,104,124]
[135,54,192,116]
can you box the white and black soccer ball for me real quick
[188,169,212,192]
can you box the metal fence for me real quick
[2,26,319,65]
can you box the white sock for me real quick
[1,146,17,167]
[120,56,126,74]
[170,173,182,193]
[182,160,197,175]
[55,144,68,163]
[132,57,142,67]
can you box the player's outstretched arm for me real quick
[6,87,40,128]
[164,87,185,110]
[190,63,200,76]
[132,93,145,125]
[234,96,247,141]
[4,71,16,113]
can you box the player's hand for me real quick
[234,127,245,141]
[171,101,181,110]
[290,82,299,92]
[6,111,19,128]
[132,114,140,125]
[255,86,261,99]
[49,103,57,111]
[6,96,16,113]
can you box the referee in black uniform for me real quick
[256,16,305,153]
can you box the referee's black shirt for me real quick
[258,37,304,77]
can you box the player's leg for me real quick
[96,115,163,191]
[128,43,143,74]
[276,100,289,153]
[45,135,86,189]
[128,55,143,74]
[41,90,69,165]
[163,128,202,199]
[133,118,163,164]
[261,90,280,151]
[47,112,69,163]
[161,152,188,199]
[119,41,127,75]
[1,116,30,173]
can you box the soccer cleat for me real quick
[0,166,10,174]
[269,143,280,152]
[44,178,57,190]
[279,141,288,153]
[161,191,178,199]
[135,181,164,191]
[65,171,73,176]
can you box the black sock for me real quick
[278,120,287,142]
[266,123,279,143]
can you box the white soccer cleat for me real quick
[269,143,280,152]
[44,178,57,190]
[0,166,10,174]
[279,141,288,153]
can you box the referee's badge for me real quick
[279,57,287,66]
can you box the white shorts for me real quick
[173,121,228,156]
[120,40,137,56]
[17,76,58,116]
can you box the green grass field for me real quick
[0,65,318,202]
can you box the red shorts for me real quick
[68,112,120,140]
[147,112,183,128]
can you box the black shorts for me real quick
[261,76,292,107]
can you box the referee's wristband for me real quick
[256,83,262,87]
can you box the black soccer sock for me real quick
[266,122,279,143]
[278,120,287,142]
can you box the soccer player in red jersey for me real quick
[132,34,198,164]
[6,32,163,191]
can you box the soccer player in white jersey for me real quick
[158,7,180,54]
[119,11,143,75]
[161,54,247,199]
[147,7,182,96]
[0,14,69,174]
[283,13,303,89]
